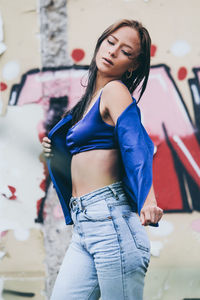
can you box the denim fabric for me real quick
[50,181,151,300]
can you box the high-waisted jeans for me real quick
[50,181,151,300]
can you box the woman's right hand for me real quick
[42,136,53,157]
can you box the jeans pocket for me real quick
[81,200,112,222]
[122,212,150,253]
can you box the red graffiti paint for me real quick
[0,82,7,91]
[38,131,46,144]
[4,185,17,200]
[71,48,85,62]
[178,67,187,80]
[36,198,47,219]
[42,161,49,178]
[153,141,184,211]
[40,179,46,191]
[151,45,157,57]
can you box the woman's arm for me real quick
[102,80,163,226]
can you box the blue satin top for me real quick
[47,95,157,226]
[66,91,117,155]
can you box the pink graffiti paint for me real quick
[178,67,187,80]
[0,230,8,238]
[151,45,157,57]
[191,219,200,233]
[0,82,7,91]
[17,72,43,106]
[71,48,85,62]
[16,69,86,110]
[53,204,64,219]
[194,68,200,87]
[138,66,193,138]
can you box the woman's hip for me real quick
[69,180,151,277]
[69,181,135,223]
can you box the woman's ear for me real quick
[127,67,133,73]
[132,61,140,72]
[131,56,141,71]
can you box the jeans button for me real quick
[72,200,77,206]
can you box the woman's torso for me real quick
[67,90,123,197]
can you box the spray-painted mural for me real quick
[1,0,200,298]
[138,65,200,213]
[4,64,199,224]
[3,61,200,299]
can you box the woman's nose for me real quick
[109,47,118,57]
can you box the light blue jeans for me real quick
[50,181,151,300]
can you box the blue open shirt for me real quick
[46,98,158,227]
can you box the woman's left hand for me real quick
[140,204,163,226]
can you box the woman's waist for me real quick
[71,172,122,198]
[70,180,127,211]
[71,149,122,196]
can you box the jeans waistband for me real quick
[69,181,128,211]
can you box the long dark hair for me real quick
[62,19,151,125]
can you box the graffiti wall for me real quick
[0,0,200,299]
[6,63,200,299]
[0,0,46,299]
[8,65,200,215]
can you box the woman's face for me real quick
[96,26,141,79]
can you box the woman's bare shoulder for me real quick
[103,80,129,93]
[102,80,133,125]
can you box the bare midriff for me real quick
[71,149,122,197]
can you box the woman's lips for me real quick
[102,57,114,65]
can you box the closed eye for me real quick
[121,50,131,56]
[107,39,132,56]
[107,39,115,45]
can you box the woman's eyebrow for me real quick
[110,34,133,50]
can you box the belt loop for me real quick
[109,185,119,200]
[69,197,73,210]
[79,197,84,211]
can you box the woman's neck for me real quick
[94,72,120,95]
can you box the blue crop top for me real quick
[66,91,117,155]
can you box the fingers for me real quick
[140,210,151,226]
[155,207,163,223]
[42,137,53,157]
[42,137,51,145]
[140,205,163,226]
[140,212,145,226]
[43,150,54,157]
[42,141,52,152]
[44,149,51,153]
[44,152,54,157]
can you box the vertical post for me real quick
[38,1,73,297]
[39,0,72,67]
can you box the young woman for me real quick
[42,19,163,300]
